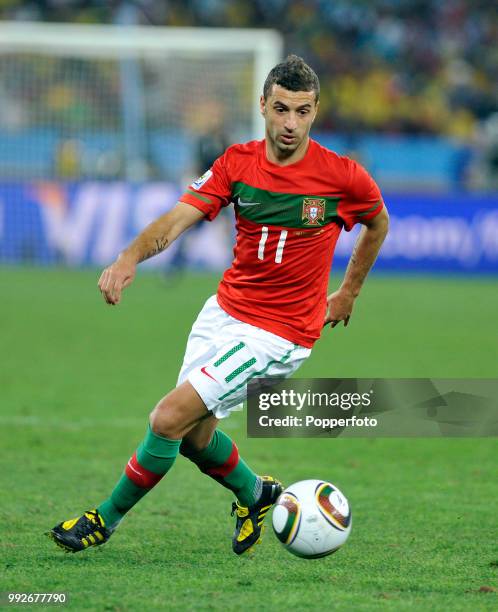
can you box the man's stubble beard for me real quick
[270,131,302,159]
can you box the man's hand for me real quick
[98,254,137,305]
[96,202,205,306]
[324,207,388,329]
[324,288,355,328]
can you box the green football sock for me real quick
[98,425,180,527]
[180,429,261,507]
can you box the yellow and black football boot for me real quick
[231,476,282,555]
[46,509,114,553]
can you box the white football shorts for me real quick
[177,295,311,419]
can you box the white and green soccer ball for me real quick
[272,479,352,558]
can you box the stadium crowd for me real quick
[1,0,496,139]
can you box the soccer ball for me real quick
[272,479,352,558]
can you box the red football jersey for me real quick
[180,138,383,348]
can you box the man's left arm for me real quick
[325,206,389,328]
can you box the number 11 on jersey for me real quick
[258,226,288,264]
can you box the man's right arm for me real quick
[98,202,204,305]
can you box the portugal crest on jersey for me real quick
[302,198,325,225]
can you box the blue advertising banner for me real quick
[334,192,498,274]
[0,183,497,274]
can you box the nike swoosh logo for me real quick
[201,366,218,382]
[237,197,262,207]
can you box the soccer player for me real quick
[48,55,388,555]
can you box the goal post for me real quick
[0,21,283,180]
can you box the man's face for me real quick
[260,84,318,158]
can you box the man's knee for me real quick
[149,384,208,440]
[149,393,186,439]
[180,415,218,455]
[180,429,215,456]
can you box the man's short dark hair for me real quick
[263,55,320,102]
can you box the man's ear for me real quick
[260,95,266,117]
[312,100,320,123]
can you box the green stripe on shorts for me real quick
[214,342,245,367]
[225,358,257,383]
[218,345,297,402]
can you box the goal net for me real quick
[0,22,282,266]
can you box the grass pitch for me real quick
[0,266,497,611]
